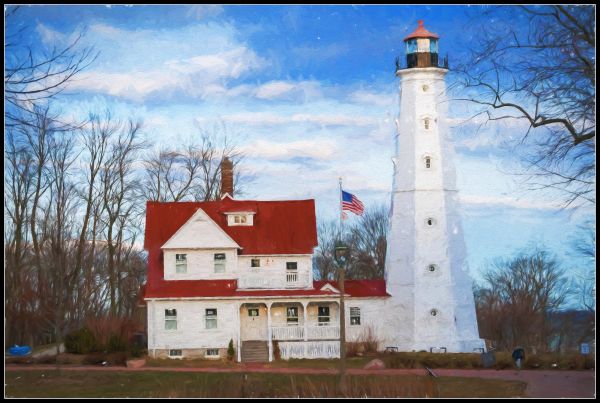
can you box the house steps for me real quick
[241,340,269,362]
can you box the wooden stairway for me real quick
[241,340,269,362]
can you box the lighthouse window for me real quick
[428,264,437,272]
[424,118,430,130]
[426,217,436,226]
[425,157,431,169]
[430,309,438,317]
[422,85,429,92]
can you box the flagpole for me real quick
[339,177,343,233]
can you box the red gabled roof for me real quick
[144,198,317,254]
[144,198,317,285]
[314,280,390,297]
[144,279,389,299]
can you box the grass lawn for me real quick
[5,370,527,398]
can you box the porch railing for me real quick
[307,325,340,340]
[271,326,304,340]
[279,341,340,359]
[238,272,309,289]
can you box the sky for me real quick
[5,5,595,290]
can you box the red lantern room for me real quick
[403,20,443,69]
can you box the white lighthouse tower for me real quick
[384,20,485,352]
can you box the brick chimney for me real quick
[220,157,234,198]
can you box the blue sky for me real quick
[6,5,595,289]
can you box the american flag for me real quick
[342,190,364,216]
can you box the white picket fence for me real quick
[279,341,340,359]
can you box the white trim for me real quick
[220,193,234,200]
[144,295,388,302]
[319,283,340,293]
[224,211,256,215]
[161,207,240,250]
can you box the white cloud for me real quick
[254,80,323,100]
[349,89,396,107]
[459,194,563,210]
[242,138,337,160]
[70,46,266,102]
[202,112,379,127]
[186,5,224,20]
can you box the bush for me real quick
[64,327,98,354]
[107,334,129,352]
[227,339,235,361]
[345,342,362,358]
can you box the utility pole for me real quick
[334,240,348,395]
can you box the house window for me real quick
[248,308,259,317]
[169,349,182,357]
[350,307,361,325]
[234,215,247,224]
[206,349,219,357]
[318,306,330,326]
[286,262,298,283]
[205,308,217,329]
[287,307,299,325]
[214,253,226,273]
[425,157,431,169]
[424,118,430,130]
[175,254,187,273]
[165,309,177,330]
[251,258,260,268]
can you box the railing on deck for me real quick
[271,326,304,340]
[307,325,340,340]
[279,341,340,359]
[238,272,308,289]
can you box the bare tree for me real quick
[313,219,342,281]
[142,130,245,202]
[568,220,596,312]
[475,248,571,351]
[454,5,595,207]
[346,205,388,280]
[313,204,389,281]
[4,6,98,126]
[100,118,145,316]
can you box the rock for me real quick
[126,358,146,369]
[363,358,385,370]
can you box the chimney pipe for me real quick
[220,157,234,198]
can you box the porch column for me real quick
[302,301,309,341]
[267,302,273,362]
[237,303,242,363]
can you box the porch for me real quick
[238,300,342,361]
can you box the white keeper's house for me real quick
[143,20,484,362]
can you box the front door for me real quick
[241,305,267,340]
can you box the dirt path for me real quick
[6,365,595,398]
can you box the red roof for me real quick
[144,198,317,285]
[145,279,389,299]
[314,280,390,297]
[404,20,439,40]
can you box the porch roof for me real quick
[144,279,390,299]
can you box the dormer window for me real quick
[226,212,255,226]
[175,254,187,273]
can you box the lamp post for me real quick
[334,240,349,393]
